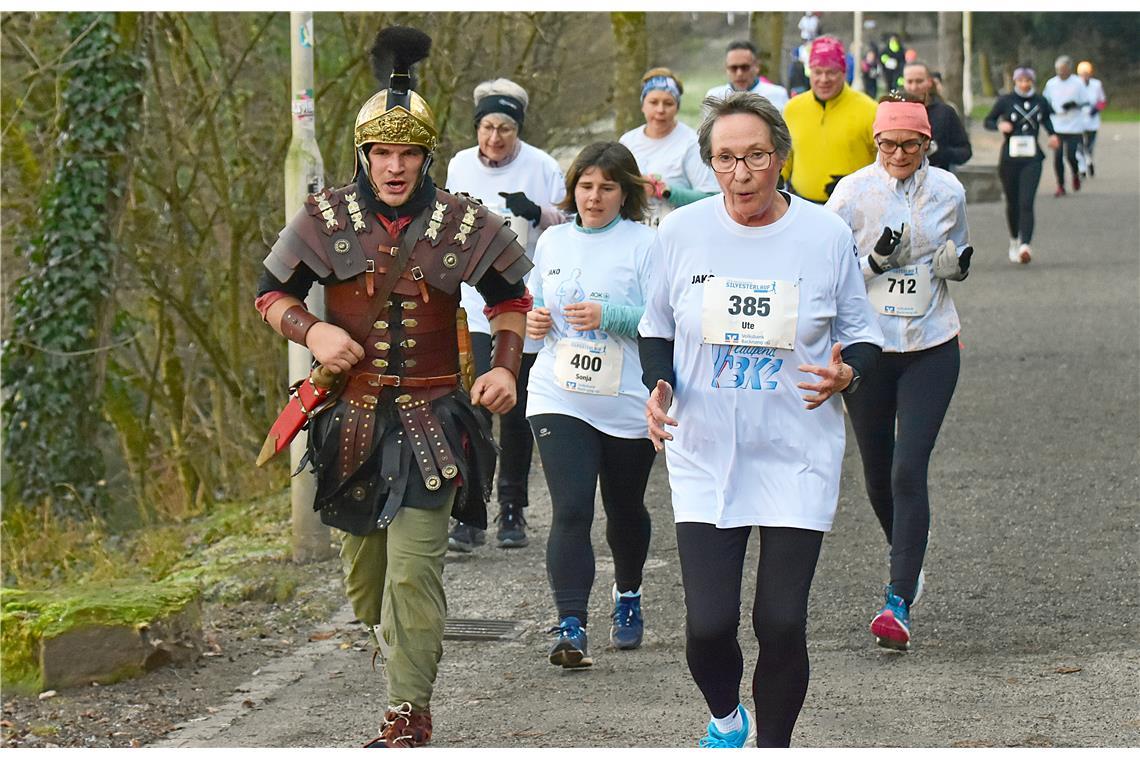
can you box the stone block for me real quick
[954,164,1004,204]
[1,583,202,694]
[39,601,202,689]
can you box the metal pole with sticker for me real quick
[285,11,333,562]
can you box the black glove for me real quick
[1062,100,1078,111]
[869,224,906,274]
[874,225,904,257]
[823,173,846,199]
[498,191,542,227]
[958,246,973,275]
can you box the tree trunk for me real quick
[938,12,965,112]
[749,12,785,84]
[979,50,996,98]
[610,12,647,137]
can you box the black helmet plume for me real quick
[370,26,432,111]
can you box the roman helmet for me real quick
[354,26,439,196]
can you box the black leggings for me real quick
[1053,132,1082,186]
[1083,129,1098,159]
[843,337,959,604]
[676,523,823,748]
[998,157,1043,244]
[471,331,536,508]
[530,413,656,625]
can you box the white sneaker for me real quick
[1008,238,1020,263]
[912,569,926,606]
[1018,243,1032,264]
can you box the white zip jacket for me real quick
[826,158,968,353]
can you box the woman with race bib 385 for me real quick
[526,142,657,669]
[826,94,974,652]
[640,92,882,747]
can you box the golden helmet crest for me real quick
[354,89,439,152]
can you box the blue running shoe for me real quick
[698,704,756,748]
[547,616,593,668]
[610,585,644,650]
[871,584,911,651]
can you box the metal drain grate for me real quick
[443,618,523,641]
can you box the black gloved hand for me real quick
[874,225,904,256]
[823,173,846,199]
[869,224,906,274]
[958,245,973,276]
[1062,100,1078,111]
[498,191,542,227]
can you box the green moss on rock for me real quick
[0,581,200,694]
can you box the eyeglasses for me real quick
[710,150,775,173]
[478,122,517,137]
[726,64,755,72]
[876,138,927,155]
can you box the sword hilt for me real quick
[312,365,339,389]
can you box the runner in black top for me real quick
[983,66,1058,265]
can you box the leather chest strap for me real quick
[356,203,436,337]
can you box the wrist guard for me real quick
[281,305,321,347]
[491,330,524,379]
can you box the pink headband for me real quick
[873,101,931,138]
[809,36,846,73]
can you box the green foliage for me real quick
[2,13,145,513]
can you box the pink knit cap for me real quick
[808,36,846,72]
[873,100,931,138]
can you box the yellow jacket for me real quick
[782,85,878,203]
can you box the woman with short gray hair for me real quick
[445,77,567,552]
[639,90,883,747]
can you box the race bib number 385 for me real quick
[701,277,799,349]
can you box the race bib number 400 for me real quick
[553,337,623,396]
[701,278,799,349]
[867,264,933,317]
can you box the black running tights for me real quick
[1053,132,1082,186]
[676,523,823,748]
[530,413,656,626]
[843,337,959,604]
[998,157,1043,244]
[470,331,536,508]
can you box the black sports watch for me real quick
[841,365,861,395]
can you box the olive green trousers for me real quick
[340,496,452,711]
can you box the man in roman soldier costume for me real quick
[254,26,530,747]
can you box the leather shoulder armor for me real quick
[405,189,530,296]
[263,185,371,284]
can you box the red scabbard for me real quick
[256,366,342,467]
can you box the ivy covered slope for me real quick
[1,13,145,513]
[0,491,306,695]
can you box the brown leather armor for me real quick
[264,184,529,514]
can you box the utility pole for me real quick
[962,11,974,116]
[285,12,333,562]
[852,12,864,93]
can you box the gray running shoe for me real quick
[495,503,528,548]
[447,521,485,553]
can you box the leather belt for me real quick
[352,372,460,389]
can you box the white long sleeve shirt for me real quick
[445,140,566,348]
[1043,74,1090,135]
[826,159,969,353]
[638,193,883,530]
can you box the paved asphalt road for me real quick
[157,122,1139,749]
